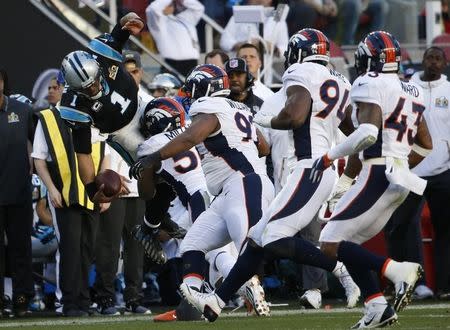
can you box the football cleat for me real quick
[153,310,177,322]
[383,261,424,312]
[351,301,397,329]
[333,262,361,308]
[242,276,270,316]
[180,283,225,322]
[413,285,434,300]
[299,289,322,309]
[131,225,167,265]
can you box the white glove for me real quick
[328,173,354,213]
[253,112,273,128]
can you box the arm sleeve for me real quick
[72,126,92,154]
[110,23,131,51]
[177,0,205,25]
[31,121,49,160]
[220,17,238,52]
[144,181,176,226]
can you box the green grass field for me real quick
[1,303,449,330]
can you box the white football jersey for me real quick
[137,127,207,208]
[282,62,352,161]
[189,97,267,196]
[351,72,425,160]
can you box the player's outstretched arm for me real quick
[129,113,219,180]
[409,117,433,168]
[158,113,219,160]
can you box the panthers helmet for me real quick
[284,28,330,69]
[140,97,186,138]
[61,50,109,99]
[354,31,401,75]
[148,73,183,97]
[184,64,230,100]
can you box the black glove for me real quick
[160,215,187,239]
[129,152,162,180]
[131,224,167,264]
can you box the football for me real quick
[95,169,122,197]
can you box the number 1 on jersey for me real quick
[111,91,131,114]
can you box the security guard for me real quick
[32,106,107,317]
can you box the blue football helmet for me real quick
[284,28,330,69]
[354,31,401,75]
[184,64,230,100]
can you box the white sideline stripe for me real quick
[0,304,449,328]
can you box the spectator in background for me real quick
[148,73,183,98]
[205,49,229,68]
[47,74,64,106]
[146,0,205,76]
[220,0,289,56]
[237,43,274,100]
[286,0,338,40]
[385,47,450,300]
[0,70,35,317]
[339,0,388,45]
[224,57,263,113]
[94,149,149,315]
[123,50,154,103]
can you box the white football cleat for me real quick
[180,283,225,322]
[242,276,270,316]
[351,301,397,329]
[299,289,322,309]
[333,262,361,308]
[383,261,424,312]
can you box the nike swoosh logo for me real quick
[198,99,206,103]
[287,69,295,74]
[364,315,376,326]
[358,82,368,86]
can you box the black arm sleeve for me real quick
[110,23,131,51]
[72,126,92,154]
[144,182,176,226]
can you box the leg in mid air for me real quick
[320,164,423,328]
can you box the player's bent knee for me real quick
[320,242,339,259]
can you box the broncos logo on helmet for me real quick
[139,97,186,138]
[284,28,330,69]
[354,30,401,75]
[184,64,230,100]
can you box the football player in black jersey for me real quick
[59,12,145,203]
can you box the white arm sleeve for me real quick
[328,123,379,160]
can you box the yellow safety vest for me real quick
[38,108,104,210]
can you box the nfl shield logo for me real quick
[230,59,238,68]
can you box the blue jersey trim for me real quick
[88,39,123,62]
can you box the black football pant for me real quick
[0,200,34,300]
[94,197,145,304]
[54,205,99,312]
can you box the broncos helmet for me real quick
[184,64,230,100]
[284,28,330,69]
[61,50,109,99]
[140,97,186,138]
[354,31,401,75]
[148,73,183,97]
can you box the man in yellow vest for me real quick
[32,106,108,317]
